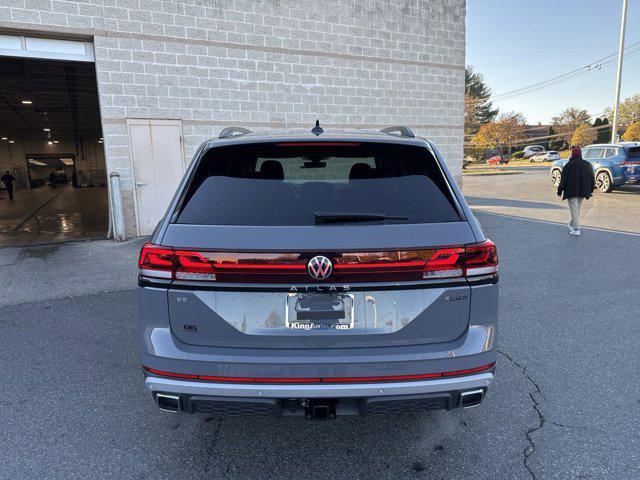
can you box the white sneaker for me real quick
[568,224,574,233]
[569,229,580,236]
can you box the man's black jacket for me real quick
[557,157,595,200]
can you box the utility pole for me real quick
[611,0,629,143]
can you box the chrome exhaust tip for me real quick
[459,388,485,409]
[155,393,181,412]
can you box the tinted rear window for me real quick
[627,147,640,158]
[176,142,461,226]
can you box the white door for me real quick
[128,119,185,236]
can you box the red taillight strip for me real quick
[142,362,495,384]
[274,142,362,147]
[138,240,497,282]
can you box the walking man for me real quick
[557,147,595,236]
[1,170,15,200]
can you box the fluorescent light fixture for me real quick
[21,100,32,105]
[47,141,53,145]
[1,137,7,141]
[98,140,103,143]
[60,158,74,166]
[43,128,50,132]
[53,140,59,144]
[9,140,15,144]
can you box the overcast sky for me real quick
[466,0,640,124]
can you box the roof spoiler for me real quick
[380,126,415,138]
[219,127,253,139]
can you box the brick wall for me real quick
[0,0,466,236]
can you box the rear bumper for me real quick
[146,372,494,416]
[146,372,493,399]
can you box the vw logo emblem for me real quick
[307,255,333,280]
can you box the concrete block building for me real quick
[0,0,466,243]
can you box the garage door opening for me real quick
[0,55,107,246]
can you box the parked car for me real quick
[523,145,546,158]
[550,142,640,193]
[487,155,508,165]
[530,151,560,163]
[138,124,499,419]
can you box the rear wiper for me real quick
[314,211,408,224]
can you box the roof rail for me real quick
[219,126,253,139]
[380,126,416,138]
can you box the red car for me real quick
[487,156,508,165]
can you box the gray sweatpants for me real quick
[567,197,584,230]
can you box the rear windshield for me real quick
[176,142,461,226]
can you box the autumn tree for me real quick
[473,113,526,157]
[604,94,640,127]
[571,123,597,147]
[464,67,499,161]
[551,107,591,148]
[622,122,640,141]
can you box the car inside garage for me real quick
[0,43,107,247]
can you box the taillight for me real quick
[423,247,464,279]
[138,241,498,282]
[174,250,216,281]
[465,240,498,276]
[138,244,174,279]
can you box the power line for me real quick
[490,40,640,101]
[492,40,640,99]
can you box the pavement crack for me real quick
[498,349,545,480]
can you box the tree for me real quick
[551,107,591,147]
[465,66,498,131]
[464,68,499,161]
[604,94,640,127]
[593,117,612,144]
[571,123,597,147]
[546,126,563,150]
[473,113,526,157]
[622,122,640,141]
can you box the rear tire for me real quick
[551,169,561,187]
[596,171,613,193]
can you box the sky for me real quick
[466,0,640,124]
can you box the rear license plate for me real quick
[285,293,355,330]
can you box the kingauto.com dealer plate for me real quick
[285,293,355,330]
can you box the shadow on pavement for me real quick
[609,185,640,195]
[475,210,640,237]
[466,196,563,210]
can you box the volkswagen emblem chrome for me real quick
[307,255,333,280]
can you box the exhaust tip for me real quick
[155,393,181,412]
[459,388,485,409]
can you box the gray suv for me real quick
[138,124,498,419]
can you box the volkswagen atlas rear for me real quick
[138,126,498,419]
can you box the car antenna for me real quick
[311,119,324,136]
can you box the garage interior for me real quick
[0,56,107,247]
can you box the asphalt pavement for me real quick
[1,171,639,479]
[463,167,640,234]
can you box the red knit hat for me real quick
[571,146,582,157]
